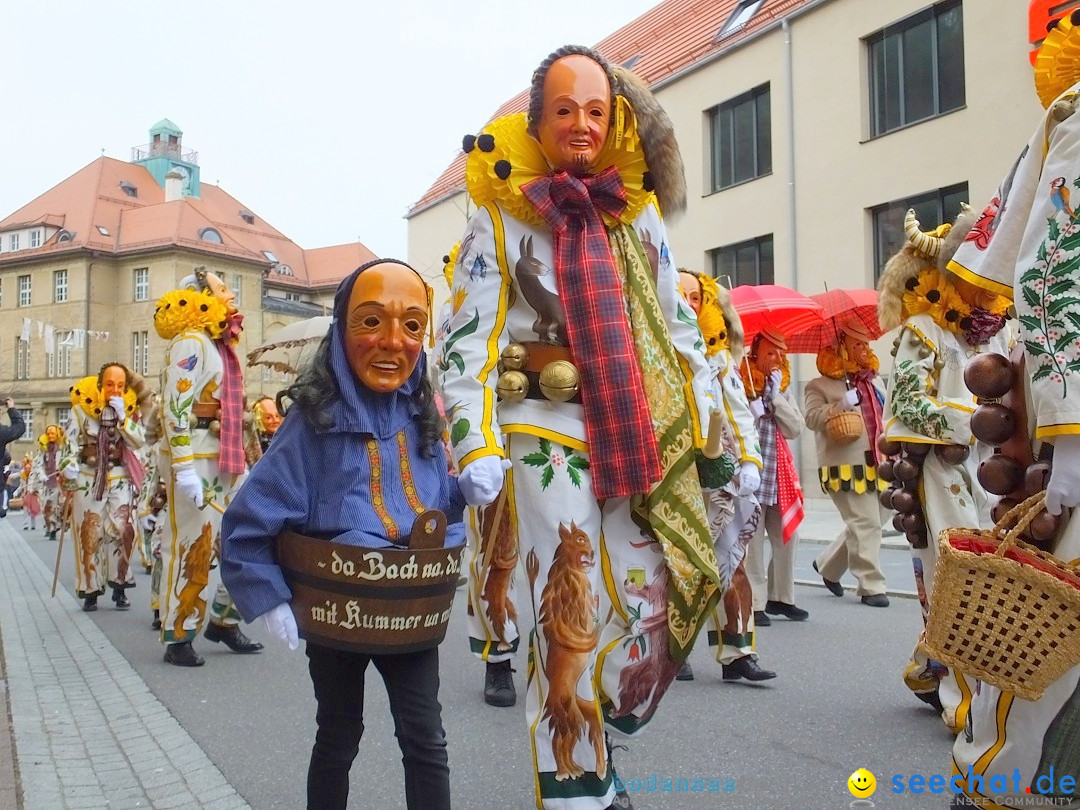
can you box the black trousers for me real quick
[306,642,450,810]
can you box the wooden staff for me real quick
[702,407,725,459]
[51,492,75,598]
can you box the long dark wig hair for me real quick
[286,259,444,456]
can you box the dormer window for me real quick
[97,225,110,236]
[240,209,255,225]
[718,0,764,39]
[276,264,294,277]
[57,230,74,243]
[263,249,278,263]
[199,227,223,244]
[119,181,138,198]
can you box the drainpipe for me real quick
[84,260,92,376]
[783,17,798,292]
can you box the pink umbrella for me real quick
[786,289,882,354]
[728,285,826,343]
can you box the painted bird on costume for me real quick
[1050,176,1075,219]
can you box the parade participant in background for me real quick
[941,18,1080,802]
[437,244,521,708]
[60,365,148,612]
[251,396,283,454]
[741,328,807,624]
[20,454,40,531]
[222,259,463,810]
[877,208,1009,731]
[444,45,723,809]
[804,319,890,607]
[675,270,773,683]
[154,267,261,667]
[31,425,64,540]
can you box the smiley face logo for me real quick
[848,768,876,798]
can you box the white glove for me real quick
[173,464,204,507]
[843,389,860,410]
[736,461,761,497]
[1046,435,1080,515]
[140,514,156,532]
[108,396,127,418]
[768,370,783,395]
[61,464,79,481]
[749,398,766,420]
[261,602,299,651]
[458,456,511,506]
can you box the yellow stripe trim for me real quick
[721,385,752,464]
[501,424,588,453]
[1036,423,1080,438]
[594,635,623,705]
[677,354,703,445]
[459,447,505,468]
[598,529,629,625]
[946,259,1014,301]
[952,670,972,736]
[478,203,512,455]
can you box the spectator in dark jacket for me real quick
[0,400,26,517]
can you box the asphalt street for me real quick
[18,516,954,810]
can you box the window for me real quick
[199,227,223,244]
[132,331,149,375]
[18,275,30,307]
[240,209,255,225]
[709,84,771,192]
[96,225,110,236]
[56,407,72,431]
[232,274,243,308]
[47,332,73,378]
[262,250,278,263]
[871,182,969,280]
[276,264,293,277]
[9,233,19,252]
[868,0,965,137]
[16,409,33,441]
[29,230,41,248]
[15,339,29,380]
[134,267,149,302]
[119,181,138,198]
[718,0,765,39]
[57,230,73,243]
[709,235,774,287]
[285,291,301,302]
[53,269,68,303]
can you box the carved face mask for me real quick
[344,262,429,393]
[257,398,282,434]
[841,333,871,367]
[204,272,237,314]
[45,426,60,444]
[101,365,127,400]
[677,272,702,314]
[537,54,612,175]
[755,338,785,375]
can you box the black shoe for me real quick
[47,531,57,541]
[111,588,130,610]
[203,623,264,653]
[765,600,809,621]
[605,734,634,810]
[483,660,516,707]
[82,596,98,612]
[813,561,844,597]
[675,661,694,681]
[753,610,771,627]
[915,688,944,714]
[163,641,204,667]
[151,610,161,631]
[861,594,890,608]
[722,655,777,682]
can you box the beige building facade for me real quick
[406,0,1046,493]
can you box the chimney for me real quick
[165,168,184,202]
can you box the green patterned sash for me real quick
[609,223,724,662]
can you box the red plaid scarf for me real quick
[522,167,661,498]
[215,314,246,476]
[852,369,884,465]
[775,434,803,543]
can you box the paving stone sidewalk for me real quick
[0,519,250,810]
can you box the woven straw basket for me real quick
[825,410,863,445]
[921,494,1080,700]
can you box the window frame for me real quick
[131,330,149,375]
[17,275,31,307]
[133,267,149,302]
[870,182,970,281]
[16,408,33,441]
[232,273,243,308]
[708,234,775,287]
[29,229,41,248]
[866,0,965,138]
[15,339,29,380]
[708,83,772,193]
[9,233,19,252]
[53,269,68,303]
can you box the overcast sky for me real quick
[1,0,661,280]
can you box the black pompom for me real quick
[945,309,960,322]
[926,289,941,303]
[94,408,101,415]
[462,134,476,153]
[164,303,171,309]
[718,331,727,341]
[476,134,495,153]
[642,171,654,192]
[1070,9,1080,27]
[85,397,93,405]
[959,316,973,331]
[494,160,512,180]
[442,254,450,265]
[179,298,187,306]
[905,277,920,291]
[219,321,227,328]
[200,304,209,312]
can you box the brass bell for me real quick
[538,361,580,402]
[933,358,945,371]
[500,343,529,371]
[209,419,222,437]
[908,334,921,347]
[495,370,528,402]
[918,346,931,359]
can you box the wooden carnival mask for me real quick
[536,54,612,176]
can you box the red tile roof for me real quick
[0,156,371,290]
[407,0,811,215]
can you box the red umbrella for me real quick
[786,289,882,354]
[728,285,826,343]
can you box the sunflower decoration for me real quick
[153,289,229,341]
[902,269,967,334]
[696,274,729,359]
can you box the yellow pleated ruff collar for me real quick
[1035,13,1080,109]
[153,289,229,341]
[70,375,137,420]
[464,97,654,229]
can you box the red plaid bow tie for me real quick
[522,167,661,498]
[215,312,246,477]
